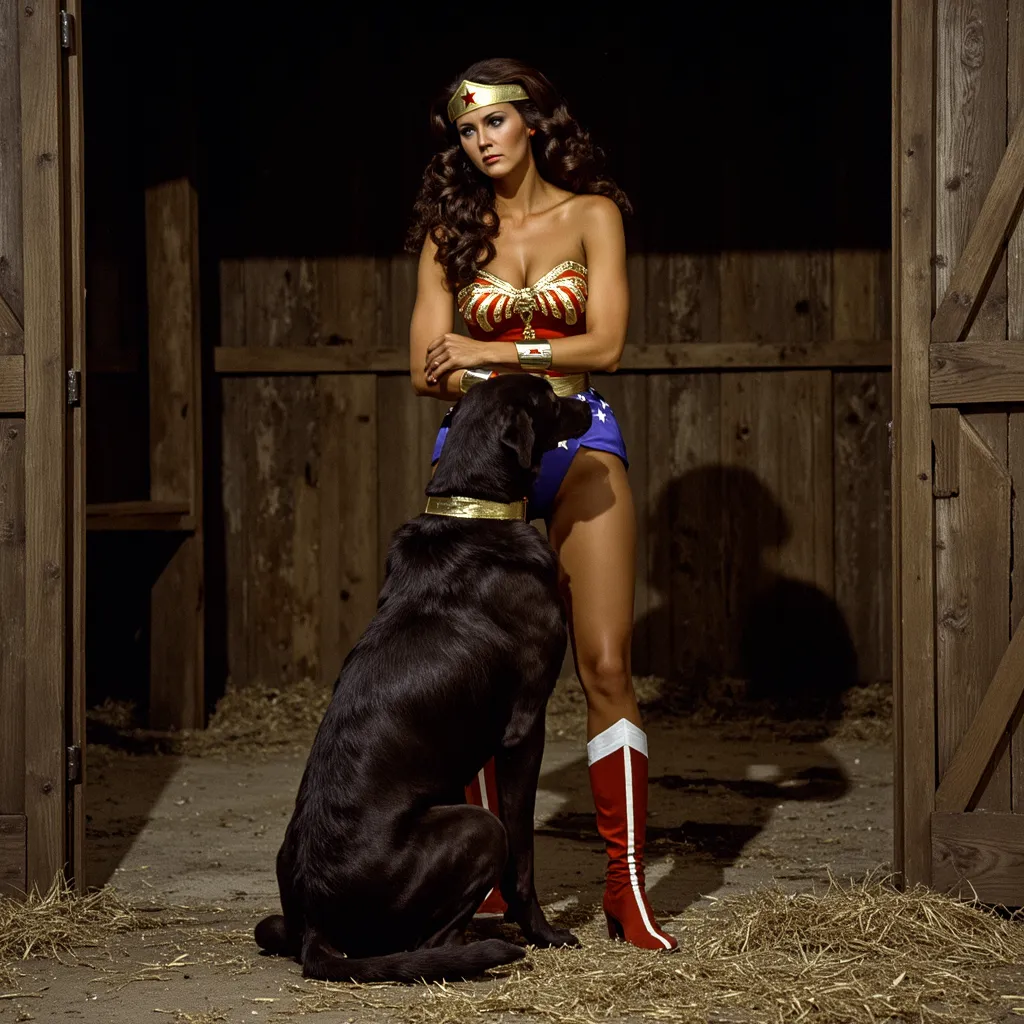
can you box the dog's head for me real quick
[428,374,593,502]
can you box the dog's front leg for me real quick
[495,713,579,948]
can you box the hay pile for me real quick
[0,876,146,988]
[291,876,1024,1024]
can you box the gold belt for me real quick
[531,372,590,397]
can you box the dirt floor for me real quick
[0,681,907,1024]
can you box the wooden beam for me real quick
[0,293,21,336]
[86,500,193,533]
[0,353,23,412]
[20,0,66,892]
[931,108,1024,345]
[145,178,204,732]
[0,815,25,896]
[932,812,1024,903]
[892,0,936,888]
[930,340,1024,402]
[935,616,1024,813]
[213,340,893,377]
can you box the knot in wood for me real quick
[44,559,60,580]
[960,19,985,69]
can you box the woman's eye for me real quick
[489,117,503,127]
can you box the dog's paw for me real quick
[528,926,579,949]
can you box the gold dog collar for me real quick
[424,496,527,521]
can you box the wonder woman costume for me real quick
[427,78,677,954]
[430,260,629,523]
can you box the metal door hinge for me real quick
[66,745,82,785]
[60,11,76,52]
[66,369,81,407]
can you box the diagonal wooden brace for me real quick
[931,107,1024,345]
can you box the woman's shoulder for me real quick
[572,193,623,228]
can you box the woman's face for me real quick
[455,103,532,179]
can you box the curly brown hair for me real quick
[406,58,631,291]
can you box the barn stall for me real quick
[5,0,1024,1020]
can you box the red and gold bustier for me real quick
[457,261,588,343]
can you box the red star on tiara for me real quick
[460,89,476,109]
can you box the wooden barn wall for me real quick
[218,250,892,694]
[930,0,1023,812]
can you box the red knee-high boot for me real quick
[587,719,677,950]
[465,757,509,916]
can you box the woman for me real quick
[405,58,676,952]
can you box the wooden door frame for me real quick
[893,0,1024,891]
[19,0,85,892]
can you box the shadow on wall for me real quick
[635,465,859,720]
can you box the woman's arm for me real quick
[425,196,629,379]
[409,237,464,399]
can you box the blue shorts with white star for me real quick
[430,387,629,524]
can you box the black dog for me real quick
[255,374,592,983]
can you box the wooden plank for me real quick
[0,293,20,335]
[932,811,1024,904]
[21,0,66,892]
[932,114,1024,345]
[64,0,86,889]
[931,407,960,498]
[930,340,1024,401]
[0,353,23,412]
[150,535,204,730]
[317,256,384,354]
[669,374,722,683]
[219,261,248,692]
[720,251,831,347]
[936,614,1024,814]
[0,419,24,814]
[0,815,25,896]
[833,250,892,687]
[594,374,649,676]
[146,179,200,508]
[645,254,718,345]
[212,340,893,376]
[388,254,418,352]
[0,0,23,333]
[834,373,893,685]
[242,260,321,690]
[893,0,937,887]
[1008,0,1024,812]
[319,375,378,685]
[935,416,1012,812]
[625,255,647,348]
[934,0,1010,346]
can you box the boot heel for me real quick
[605,911,625,941]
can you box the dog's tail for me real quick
[254,914,299,958]
[301,926,525,983]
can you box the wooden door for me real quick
[0,0,87,895]
[893,0,1024,899]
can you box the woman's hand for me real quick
[424,333,491,384]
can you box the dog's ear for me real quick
[501,407,535,469]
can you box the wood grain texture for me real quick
[0,420,25,815]
[20,0,66,891]
[935,416,1012,812]
[644,374,673,680]
[243,261,321,689]
[0,815,25,897]
[645,254,718,345]
[317,256,385,354]
[219,262,248,691]
[0,353,23,412]
[932,811,1024,902]
[930,340,1024,401]
[931,407,960,498]
[318,375,378,685]
[834,374,893,685]
[893,0,937,886]
[1007,0,1024,812]
[0,0,22,333]
[933,0,1011,346]
[146,178,204,730]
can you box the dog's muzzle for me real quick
[424,496,528,521]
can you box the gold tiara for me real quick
[447,79,529,122]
